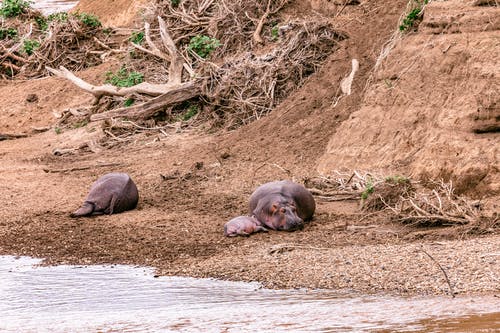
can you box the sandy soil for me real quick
[0,0,498,296]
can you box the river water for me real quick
[1,256,499,332]
[31,0,78,15]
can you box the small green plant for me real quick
[171,0,181,7]
[399,0,429,32]
[73,120,89,128]
[21,39,40,55]
[271,24,279,41]
[0,0,32,18]
[385,175,409,184]
[35,16,48,30]
[181,105,199,121]
[0,27,17,39]
[361,180,374,200]
[129,31,144,44]
[124,98,135,107]
[75,12,101,28]
[105,66,144,87]
[54,127,62,134]
[188,35,221,59]
[47,12,69,22]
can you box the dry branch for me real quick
[420,246,455,298]
[90,81,203,121]
[46,65,187,99]
[252,0,271,44]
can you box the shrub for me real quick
[0,0,32,18]
[182,105,199,121]
[187,35,221,58]
[105,67,144,87]
[361,180,374,200]
[129,31,144,44]
[271,24,279,41]
[47,12,69,22]
[399,0,429,32]
[21,39,40,55]
[74,12,101,28]
[0,27,17,39]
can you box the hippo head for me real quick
[253,196,304,231]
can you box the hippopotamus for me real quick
[224,180,315,237]
[224,216,268,237]
[70,172,139,217]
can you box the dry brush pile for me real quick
[305,171,499,236]
[38,0,346,133]
[0,2,112,79]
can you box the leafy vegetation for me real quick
[0,0,32,18]
[181,105,199,121]
[271,24,279,41]
[385,175,409,184]
[47,12,69,22]
[74,12,101,28]
[0,27,17,40]
[105,67,144,87]
[21,39,40,55]
[129,31,144,44]
[361,180,374,200]
[171,0,181,7]
[124,98,135,107]
[399,0,429,32]
[73,120,89,128]
[187,35,221,58]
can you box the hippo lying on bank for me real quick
[224,216,268,237]
[224,180,315,237]
[70,172,139,217]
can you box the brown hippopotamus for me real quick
[224,216,268,237]
[224,180,315,237]
[70,172,139,217]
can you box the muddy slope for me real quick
[318,0,500,203]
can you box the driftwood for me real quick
[90,81,202,121]
[0,133,28,141]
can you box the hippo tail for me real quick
[70,202,95,217]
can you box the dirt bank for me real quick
[0,0,498,296]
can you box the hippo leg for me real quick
[103,195,118,215]
[70,201,95,218]
[255,226,268,233]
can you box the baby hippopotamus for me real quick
[224,216,268,237]
[224,180,315,237]
[70,172,139,217]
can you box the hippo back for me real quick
[87,173,138,214]
[248,180,315,220]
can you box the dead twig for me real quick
[42,162,122,173]
[420,246,455,298]
[0,133,28,140]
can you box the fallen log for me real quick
[90,80,203,121]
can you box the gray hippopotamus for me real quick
[224,180,315,237]
[224,216,268,237]
[70,172,139,217]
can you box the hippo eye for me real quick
[271,204,278,213]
